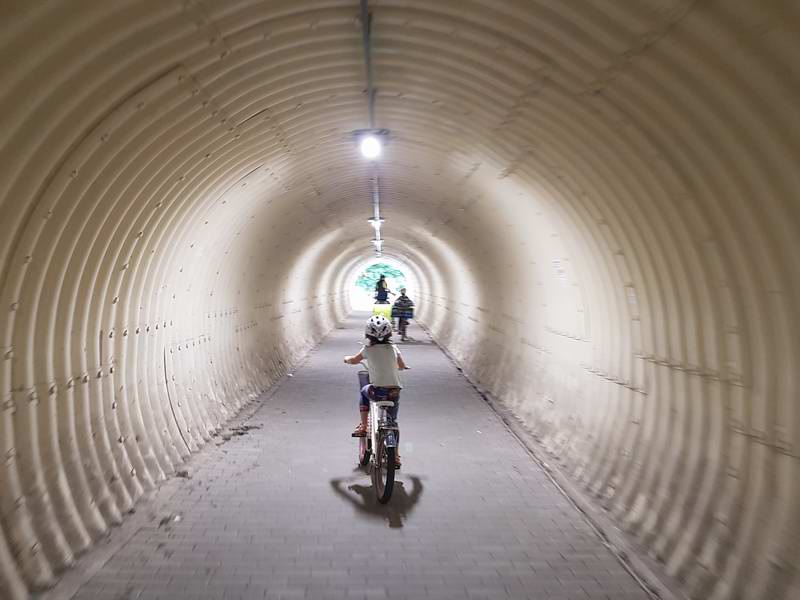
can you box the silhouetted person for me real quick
[374,274,390,303]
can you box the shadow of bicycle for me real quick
[329,471,424,529]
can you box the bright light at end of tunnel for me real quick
[360,135,382,159]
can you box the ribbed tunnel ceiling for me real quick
[1,1,799,599]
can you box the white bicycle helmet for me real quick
[365,315,392,341]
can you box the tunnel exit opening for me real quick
[348,257,414,311]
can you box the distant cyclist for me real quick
[344,315,408,467]
[392,288,414,341]
[374,274,391,303]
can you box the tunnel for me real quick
[1,1,798,599]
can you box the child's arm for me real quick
[343,349,365,364]
[396,350,409,370]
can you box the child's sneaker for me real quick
[351,424,367,437]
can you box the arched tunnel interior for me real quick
[1,2,798,599]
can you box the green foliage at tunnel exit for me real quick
[355,263,406,293]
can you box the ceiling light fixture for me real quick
[360,134,382,160]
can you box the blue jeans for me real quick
[359,385,400,422]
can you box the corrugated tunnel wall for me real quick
[0,1,798,599]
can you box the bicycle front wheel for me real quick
[373,432,395,504]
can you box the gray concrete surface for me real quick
[62,315,648,600]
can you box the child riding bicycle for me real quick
[344,315,408,467]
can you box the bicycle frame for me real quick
[369,399,398,454]
[356,364,398,503]
[358,368,398,460]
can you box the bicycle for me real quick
[391,305,413,342]
[355,367,399,504]
[397,316,409,341]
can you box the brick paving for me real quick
[64,314,649,600]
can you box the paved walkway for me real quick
[62,314,648,600]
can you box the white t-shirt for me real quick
[364,343,403,388]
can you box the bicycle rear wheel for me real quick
[373,432,395,504]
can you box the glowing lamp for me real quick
[360,135,382,159]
